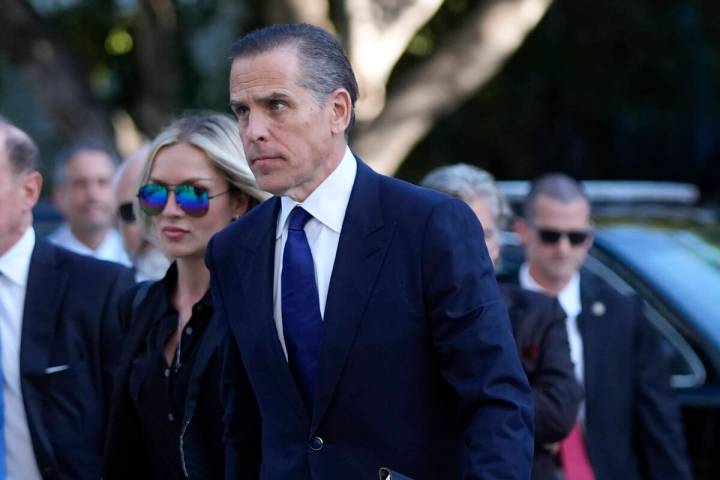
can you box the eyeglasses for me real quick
[118,202,135,223]
[535,227,591,246]
[137,184,229,218]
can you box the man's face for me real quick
[56,150,116,235]
[229,47,345,201]
[0,131,40,255]
[517,194,593,289]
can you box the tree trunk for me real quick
[130,0,181,136]
[0,0,114,148]
[352,0,553,174]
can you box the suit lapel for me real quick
[20,241,67,470]
[311,161,393,430]
[230,198,310,423]
[21,241,67,376]
[579,272,607,412]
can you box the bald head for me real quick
[115,144,151,258]
[115,144,151,202]
[0,118,40,175]
[0,118,43,255]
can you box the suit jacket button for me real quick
[310,436,324,451]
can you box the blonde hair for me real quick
[135,112,270,242]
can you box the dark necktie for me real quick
[282,207,323,409]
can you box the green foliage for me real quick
[399,0,720,203]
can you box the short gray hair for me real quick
[136,112,271,243]
[0,117,40,174]
[523,173,589,221]
[421,163,512,228]
[52,143,117,187]
[231,23,359,133]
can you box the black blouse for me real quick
[127,264,215,479]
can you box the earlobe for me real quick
[329,89,352,135]
[51,184,65,213]
[232,192,250,219]
[23,171,42,211]
[514,218,528,245]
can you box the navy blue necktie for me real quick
[282,207,323,409]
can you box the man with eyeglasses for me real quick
[514,173,690,480]
[113,145,169,281]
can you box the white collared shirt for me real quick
[273,147,357,358]
[48,223,131,267]
[0,227,43,480]
[520,263,584,384]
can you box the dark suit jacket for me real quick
[577,271,691,480]
[206,159,534,480]
[21,239,134,480]
[500,284,583,480]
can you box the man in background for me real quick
[113,144,169,281]
[514,173,691,479]
[422,164,582,480]
[0,117,134,479]
[49,144,130,266]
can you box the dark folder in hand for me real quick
[378,467,414,480]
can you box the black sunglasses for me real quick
[137,184,229,218]
[118,202,135,223]
[535,227,591,246]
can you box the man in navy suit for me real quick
[514,173,691,479]
[207,24,533,480]
[0,118,134,479]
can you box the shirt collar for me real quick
[276,146,357,238]
[519,262,582,317]
[0,227,36,287]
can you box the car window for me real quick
[583,255,706,388]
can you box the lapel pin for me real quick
[591,301,606,316]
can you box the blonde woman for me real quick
[103,113,269,479]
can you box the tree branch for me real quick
[130,0,180,135]
[353,0,553,174]
[345,0,444,120]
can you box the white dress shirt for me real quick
[520,263,584,384]
[48,223,131,267]
[0,227,44,480]
[273,147,357,358]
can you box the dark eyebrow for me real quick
[229,99,246,111]
[260,91,292,102]
[231,91,292,108]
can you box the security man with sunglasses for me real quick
[514,173,691,480]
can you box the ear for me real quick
[51,184,66,214]
[514,218,529,246]
[327,88,352,135]
[230,191,250,219]
[21,171,42,212]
